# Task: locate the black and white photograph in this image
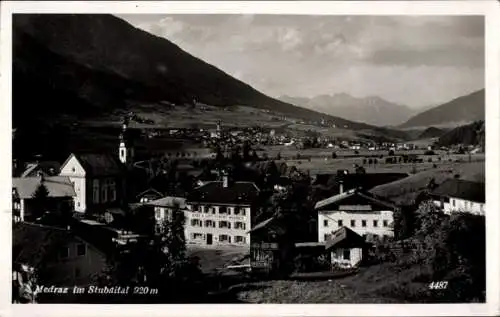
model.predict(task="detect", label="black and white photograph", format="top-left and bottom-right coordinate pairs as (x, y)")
top-left (2, 1), bottom-right (499, 314)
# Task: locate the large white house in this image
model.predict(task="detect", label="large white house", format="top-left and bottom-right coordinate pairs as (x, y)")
top-left (431, 178), bottom-right (485, 216)
top-left (315, 189), bottom-right (397, 243)
top-left (184, 175), bottom-right (259, 246)
top-left (59, 153), bottom-right (125, 214)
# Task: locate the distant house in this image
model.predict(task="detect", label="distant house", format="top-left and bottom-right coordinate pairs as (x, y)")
top-left (136, 188), bottom-right (164, 204)
top-left (12, 222), bottom-right (107, 298)
top-left (184, 173), bottom-right (260, 246)
top-left (431, 179), bottom-right (485, 215)
top-left (315, 189), bottom-right (397, 243)
top-left (145, 196), bottom-right (187, 229)
top-left (12, 175), bottom-right (75, 222)
top-left (20, 161), bottom-right (61, 178)
top-left (59, 153), bottom-right (126, 214)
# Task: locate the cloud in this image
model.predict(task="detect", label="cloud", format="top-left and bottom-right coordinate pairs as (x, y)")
top-left (117, 14), bottom-right (484, 107)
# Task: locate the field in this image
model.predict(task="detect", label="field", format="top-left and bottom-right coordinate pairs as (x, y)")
top-left (370, 161), bottom-right (484, 204)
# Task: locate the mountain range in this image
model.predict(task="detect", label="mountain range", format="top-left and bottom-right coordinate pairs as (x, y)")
top-left (279, 93), bottom-right (417, 127)
top-left (399, 89), bottom-right (485, 129)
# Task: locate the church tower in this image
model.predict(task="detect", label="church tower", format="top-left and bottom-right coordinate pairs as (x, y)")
top-left (118, 117), bottom-right (134, 165)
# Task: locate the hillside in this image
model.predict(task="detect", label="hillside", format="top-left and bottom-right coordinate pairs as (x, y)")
top-left (13, 14), bottom-right (377, 132)
top-left (436, 121), bottom-right (485, 148)
top-left (279, 93), bottom-right (415, 127)
top-left (400, 89), bottom-right (485, 128)
top-left (417, 127), bottom-right (447, 139)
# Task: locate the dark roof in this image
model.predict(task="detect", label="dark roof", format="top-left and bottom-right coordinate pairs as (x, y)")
top-left (13, 222), bottom-right (75, 267)
top-left (315, 189), bottom-right (397, 211)
top-left (187, 181), bottom-right (260, 205)
top-left (431, 178), bottom-right (485, 203)
top-left (73, 153), bottom-right (125, 176)
top-left (21, 161), bottom-right (61, 177)
top-left (248, 217), bottom-right (275, 233)
top-left (136, 188), bottom-right (164, 200)
top-left (13, 176), bottom-right (76, 199)
top-left (325, 226), bottom-right (367, 250)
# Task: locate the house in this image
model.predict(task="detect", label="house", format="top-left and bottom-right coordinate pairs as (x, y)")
top-left (59, 153), bottom-right (126, 214)
top-left (12, 175), bottom-right (76, 222)
top-left (20, 161), bottom-right (61, 178)
top-left (431, 178), bottom-right (485, 215)
top-left (184, 173), bottom-right (260, 246)
top-left (145, 196), bottom-right (187, 229)
top-left (248, 217), bottom-right (292, 276)
top-left (315, 189), bottom-right (397, 244)
top-left (325, 226), bottom-right (369, 268)
top-left (136, 188), bottom-right (164, 204)
top-left (12, 222), bottom-right (108, 301)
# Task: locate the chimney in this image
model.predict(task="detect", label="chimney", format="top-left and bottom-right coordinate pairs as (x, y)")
top-left (223, 174), bottom-right (229, 188)
top-left (339, 181), bottom-right (344, 194)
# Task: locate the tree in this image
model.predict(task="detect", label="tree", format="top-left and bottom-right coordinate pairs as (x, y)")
top-left (32, 182), bottom-right (49, 220)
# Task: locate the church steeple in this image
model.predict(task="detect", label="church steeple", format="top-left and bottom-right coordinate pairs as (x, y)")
top-left (119, 116), bottom-right (134, 165)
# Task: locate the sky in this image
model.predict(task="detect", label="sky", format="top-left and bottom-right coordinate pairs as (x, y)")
top-left (117, 14), bottom-right (484, 109)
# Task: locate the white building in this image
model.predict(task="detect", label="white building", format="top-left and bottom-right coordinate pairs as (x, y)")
top-left (315, 189), bottom-right (397, 243)
top-left (184, 176), bottom-right (260, 246)
top-left (431, 178), bottom-right (485, 216)
top-left (59, 153), bottom-right (125, 214)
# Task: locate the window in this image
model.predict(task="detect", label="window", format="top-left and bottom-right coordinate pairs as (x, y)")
top-left (77, 202), bottom-right (80, 207)
top-left (323, 219), bottom-right (329, 227)
top-left (233, 207), bottom-right (241, 215)
top-left (192, 205), bottom-right (200, 212)
top-left (235, 222), bottom-right (246, 230)
top-left (219, 221), bottom-right (231, 229)
top-left (324, 233), bottom-right (332, 241)
top-left (452, 199), bottom-right (455, 207)
top-left (219, 234), bottom-right (230, 242)
top-left (373, 220), bottom-right (378, 227)
top-left (219, 206), bottom-right (228, 214)
top-left (383, 220), bottom-right (389, 227)
top-left (93, 180), bottom-right (99, 204)
top-left (361, 220), bottom-right (367, 227)
top-left (192, 233), bottom-right (204, 240)
top-left (350, 220), bottom-right (355, 227)
top-left (72, 167), bottom-right (76, 173)
top-left (343, 249), bottom-right (351, 260)
top-left (60, 247), bottom-right (69, 259)
top-left (205, 220), bottom-right (215, 227)
top-left (77, 244), bottom-right (86, 256)
top-left (338, 220), bottom-right (343, 227)
top-left (191, 219), bottom-right (202, 227)
top-left (109, 180), bottom-right (116, 202)
top-left (235, 236), bottom-right (246, 243)
top-left (155, 208), bottom-right (163, 220)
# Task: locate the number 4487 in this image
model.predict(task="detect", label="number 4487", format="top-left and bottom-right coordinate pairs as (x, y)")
top-left (429, 281), bottom-right (448, 290)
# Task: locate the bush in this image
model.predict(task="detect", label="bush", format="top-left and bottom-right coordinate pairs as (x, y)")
top-left (424, 150), bottom-right (435, 155)
top-left (388, 150), bottom-right (395, 156)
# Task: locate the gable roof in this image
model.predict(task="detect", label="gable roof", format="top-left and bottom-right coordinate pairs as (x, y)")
top-left (21, 161), bottom-right (61, 177)
top-left (315, 189), bottom-right (397, 211)
top-left (146, 196), bottom-right (187, 209)
top-left (187, 181), bottom-right (260, 205)
top-left (13, 222), bottom-right (87, 268)
top-left (136, 188), bottom-right (164, 200)
top-left (325, 226), bottom-right (367, 250)
top-left (63, 153), bottom-right (124, 176)
top-left (13, 176), bottom-right (76, 199)
top-left (431, 178), bottom-right (485, 203)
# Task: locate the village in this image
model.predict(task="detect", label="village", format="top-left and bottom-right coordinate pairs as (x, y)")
top-left (11, 114), bottom-right (485, 303)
